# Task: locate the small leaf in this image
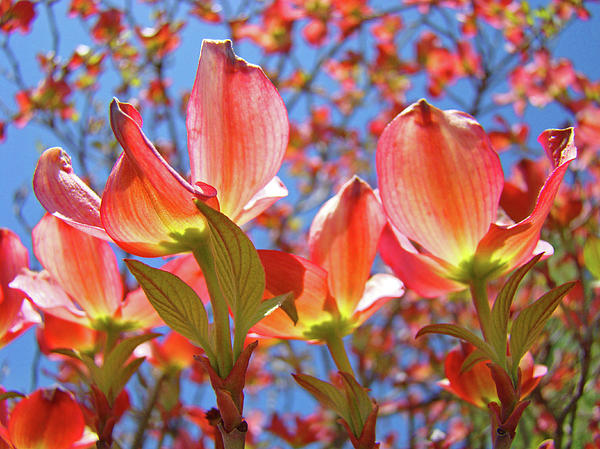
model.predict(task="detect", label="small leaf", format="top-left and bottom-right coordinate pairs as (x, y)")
top-left (194, 200), bottom-right (265, 355)
top-left (339, 372), bottom-right (374, 438)
top-left (416, 324), bottom-right (497, 363)
top-left (292, 373), bottom-right (351, 426)
top-left (103, 333), bottom-right (159, 383)
top-left (460, 348), bottom-right (489, 374)
top-left (510, 281), bottom-right (576, 364)
top-left (50, 348), bottom-right (83, 361)
top-left (583, 237), bottom-right (600, 280)
top-left (0, 391), bottom-right (25, 401)
top-left (244, 292), bottom-right (295, 334)
top-left (126, 259), bottom-right (213, 357)
top-left (489, 254), bottom-right (543, 360)
top-left (111, 357), bottom-right (146, 403)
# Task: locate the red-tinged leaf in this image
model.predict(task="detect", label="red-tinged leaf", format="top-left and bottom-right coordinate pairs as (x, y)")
top-left (193, 199), bottom-right (265, 356)
top-left (583, 236), bottom-right (600, 280)
top-left (214, 388), bottom-right (242, 433)
top-left (292, 374), bottom-right (352, 430)
top-left (488, 363), bottom-right (518, 409)
top-left (125, 260), bottom-right (213, 361)
top-left (416, 324), bottom-right (497, 363)
top-left (489, 254), bottom-right (543, 359)
top-left (509, 282), bottom-right (576, 366)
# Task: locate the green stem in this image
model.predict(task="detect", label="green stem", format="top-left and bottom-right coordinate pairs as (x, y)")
top-left (470, 278), bottom-right (493, 343)
top-left (193, 246), bottom-right (233, 378)
top-left (325, 333), bottom-right (355, 376)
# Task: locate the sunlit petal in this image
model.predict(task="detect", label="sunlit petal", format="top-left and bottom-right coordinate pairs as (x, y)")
top-left (186, 40), bottom-right (289, 222)
top-left (0, 229), bottom-right (29, 338)
top-left (32, 214), bottom-right (122, 320)
top-left (235, 176), bottom-right (288, 226)
top-left (379, 224), bottom-right (465, 297)
top-left (352, 273), bottom-right (404, 327)
top-left (476, 129), bottom-right (576, 273)
top-left (9, 389), bottom-right (85, 449)
top-left (377, 99), bottom-right (503, 265)
top-left (251, 250), bottom-right (329, 340)
top-left (104, 100), bottom-right (215, 256)
top-left (33, 147), bottom-right (109, 240)
top-left (309, 176), bottom-right (385, 317)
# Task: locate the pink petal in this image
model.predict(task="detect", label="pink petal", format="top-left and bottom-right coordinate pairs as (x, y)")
top-left (377, 99), bottom-right (504, 265)
top-left (33, 147), bottom-right (109, 240)
top-left (251, 250), bottom-right (330, 340)
top-left (0, 229), bottom-right (29, 339)
top-left (103, 100), bottom-right (215, 256)
top-left (32, 214), bottom-right (122, 320)
top-left (476, 129), bottom-right (576, 273)
top-left (379, 224), bottom-right (465, 297)
top-left (0, 300), bottom-right (40, 348)
top-left (235, 176), bottom-right (288, 226)
top-left (10, 270), bottom-right (88, 326)
top-left (119, 288), bottom-right (164, 329)
top-left (308, 176), bottom-right (386, 316)
top-left (352, 273), bottom-right (404, 327)
top-left (186, 40), bottom-right (289, 223)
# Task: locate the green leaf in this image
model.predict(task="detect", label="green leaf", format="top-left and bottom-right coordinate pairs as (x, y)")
top-left (111, 357), bottom-right (146, 402)
top-left (292, 373), bottom-right (352, 426)
top-left (583, 236), bottom-right (600, 280)
top-left (126, 259), bottom-right (213, 359)
top-left (489, 254), bottom-right (543, 362)
top-left (339, 372), bottom-right (373, 438)
top-left (416, 324), bottom-right (497, 363)
top-left (103, 333), bottom-right (159, 382)
top-left (460, 348), bottom-right (489, 374)
top-left (193, 200), bottom-right (265, 355)
top-left (509, 281), bottom-right (576, 365)
top-left (244, 292), bottom-right (295, 334)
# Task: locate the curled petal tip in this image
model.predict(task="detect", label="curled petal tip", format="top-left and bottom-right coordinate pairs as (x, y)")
top-left (416, 98), bottom-right (433, 125)
top-left (538, 128), bottom-right (576, 168)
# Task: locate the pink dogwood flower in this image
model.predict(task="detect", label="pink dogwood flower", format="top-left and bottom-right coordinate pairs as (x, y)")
top-left (377, 99), bottom-right (576, 297)
top-left (33, 39), bottom-right (289, 257)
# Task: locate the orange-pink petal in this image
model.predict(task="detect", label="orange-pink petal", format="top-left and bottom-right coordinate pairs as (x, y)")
top-left (475, 128), bottom-right (576, 273)
top-left (379, 223), bottom-right (465, 297)
top-left (103, 100), bottom-right (215, 256)
top-left (377, 99), bottom-right (503, 265)
top-left (33, 147), bottom-right (109, 241)
top-left (308, 176), bottom-right (385, 317)
top-left (352, 273), bottom-right (404, 327)
top-left (186, 40), bottom-right (289, 224)
top-left (251, 250), bottom-right (330, 340)
top-left (8, 389), bottom-right (85, 449)
top-left (10, 269), bottom-right (89, 325)
top-left (0, 229), bottom-right (29, 341)
top-left (234, 176), bottom-right (288, 226)
top-left (32, 214), bottom-right (122, 320)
